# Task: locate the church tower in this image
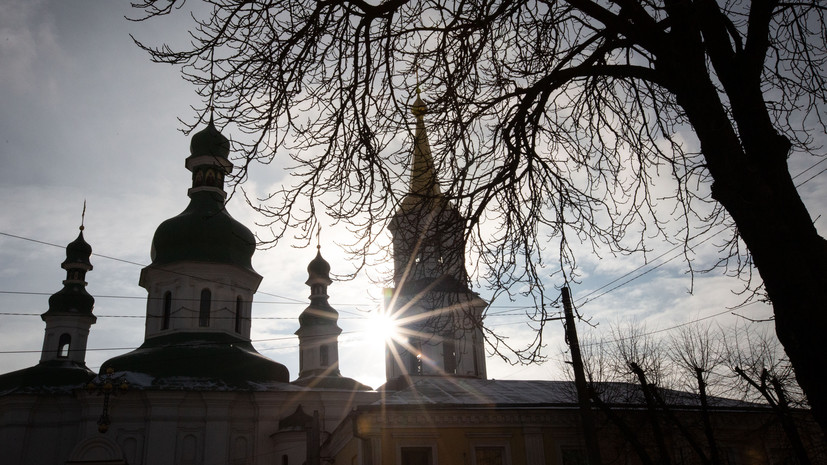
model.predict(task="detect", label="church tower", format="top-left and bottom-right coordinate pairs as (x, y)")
top-left (294, 245), bottom-right (371, 390)
top-left (39, 225), bottom-right (97, 368)
top-left (296, 246), bottom-right (342, 380)
top-left (0, 223), bottom-right (98, 393)
top-left (384, 93), bottom-right (487, 384)
top-left (101, 119), bottom-right (289, 385)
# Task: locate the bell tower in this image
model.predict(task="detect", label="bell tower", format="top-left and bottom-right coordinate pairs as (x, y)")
top-left (384, 92), bottom-right (487, 385)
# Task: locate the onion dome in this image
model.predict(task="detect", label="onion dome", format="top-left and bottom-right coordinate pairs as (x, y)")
top-left (189, 118), bottom-right (230, 159)
top-left (306, 246), bottom-right (332, 282)
top-left (298, 246), bottom-right (338, 327)
top-left (149, 192), bottom-right (257, 271)
top-left (62, 230), bottom-right (92, 270)
top-left (43, 229), bottom-right (95, 317)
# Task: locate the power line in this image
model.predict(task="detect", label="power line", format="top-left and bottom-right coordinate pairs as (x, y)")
top-left (792, 156), bottom-right (827, 180)
top-left (796, 167), bottom-right (827, 188)
top-left (0, 330), bottom-right (376, 355)
top-left (577, 300), bottom-right (767, 348)
top-left (0, 231), bottom-right (305, 304)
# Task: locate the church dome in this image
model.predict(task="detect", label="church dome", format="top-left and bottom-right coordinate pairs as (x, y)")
top-left (62, 231), bottom-right (92, 269)
top-left (307, 247), bottom-right (331, 277)
top-left (189, 119), bottom-right (230, 159)
top-left (149, 191), bottom-right (256, 271)
top-left (100, 332), bottom-right (290, 388)
top-left (46, 285), bottom-right (95, 316)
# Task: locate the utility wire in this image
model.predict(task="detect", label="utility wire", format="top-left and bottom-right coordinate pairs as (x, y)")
top-left (0, 231), bottom-right (304, 304)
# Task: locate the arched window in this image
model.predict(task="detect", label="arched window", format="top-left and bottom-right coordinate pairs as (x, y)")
top-left (235, 296), bottom-right (243, 333)
top-left (58, 333), bottom-right (71, 358)
top-left (162, 291), bottom-right (172, 330)
top-left (443, 339), bottom-right (456, 374)
top-left (320, 345), bottom-right (329, 366)
top-left (199, 288), bottom-right (211, 327)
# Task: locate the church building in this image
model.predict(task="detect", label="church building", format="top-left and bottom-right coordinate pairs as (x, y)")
top-left (0, 96), bottom-right (818, 465)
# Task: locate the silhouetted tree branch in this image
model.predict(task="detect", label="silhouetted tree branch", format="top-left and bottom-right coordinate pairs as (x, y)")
top-left (130, 0), bottom-right (827, 430)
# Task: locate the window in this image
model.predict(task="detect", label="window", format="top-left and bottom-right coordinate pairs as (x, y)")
top-left (162, 291), bottom-right (172, 330)
top-left (472, 334), bottom-right (480, 376)
top-left (58, 333), bottom-right (71, 358)
top-left (401, 447), bottom-right (433, 465)
top-left (409, 340), bottom-right (422, 375)
top-left (235, 296), bottom-right (243, 333)
top-left (443, 339), bottom-right (456, 374)
top-left (199, 288), bottom-right (211, 327)
top-left (320, 345), bottom-right (329, 366)
top-left (475, 446), bottom-right (506, 465)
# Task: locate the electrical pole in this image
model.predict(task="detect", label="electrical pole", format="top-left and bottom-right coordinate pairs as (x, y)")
top-left (561, 286), bottom-right (602, 465)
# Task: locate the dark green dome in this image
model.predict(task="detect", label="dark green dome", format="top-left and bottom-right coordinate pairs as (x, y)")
top-left (189, 119), bottom-right (230, 159)
top-left (62, 231), bottom-right (92, 269)
top-left (307, 248), bottom-right (331, 278)
top-left (100, 332), bottom-right (290, 389)
top-left (150, 191), bottom-right (256, 271)
top-left (45, 284), bottom-right (95, 316)
top-left (298, 304), bottom-right (339, 327)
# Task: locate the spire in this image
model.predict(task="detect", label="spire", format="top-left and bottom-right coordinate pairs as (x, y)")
top-left (408, 92), bottom-right (441, 202)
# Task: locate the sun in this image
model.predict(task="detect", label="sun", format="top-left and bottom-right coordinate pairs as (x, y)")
top-left (365, 309), bottom-right (400, 345)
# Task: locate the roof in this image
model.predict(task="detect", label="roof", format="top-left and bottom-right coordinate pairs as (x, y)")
top-left (292, 374), bottom-right (373, 391)
top-left (0, 361), bottom-right (95, 396)
top-left (373, 377), bottom-right (764, 410)
top-left (100, 331), bottom-right (291, 390)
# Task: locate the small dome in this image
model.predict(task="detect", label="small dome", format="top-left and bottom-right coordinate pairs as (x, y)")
top-left (189, 119), bottom-right (230, 159)
top-left (46, 285), bottom-right (95, 315)
top-left (62, 231), bottom-right (92, 270)
top-left (307, 247), bottom-right (331, 277)
top-left (297, 305), bottom-right (339, 328)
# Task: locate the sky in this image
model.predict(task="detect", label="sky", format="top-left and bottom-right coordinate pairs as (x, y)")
top-left (1, 0), bottom-right (825, 390)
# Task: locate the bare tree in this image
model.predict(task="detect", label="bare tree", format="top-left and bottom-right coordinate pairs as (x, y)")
top-left (572, 323), bottom-right (714, 464)
top-left (722, 324), bottom-right (816, 465)
top-left (575, 322), bottom-right (819, 464)
top-left (130, 0), bottom-right (827, 430)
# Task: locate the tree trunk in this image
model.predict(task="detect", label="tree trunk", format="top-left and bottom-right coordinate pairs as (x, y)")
top-left (630, 363), bottom-right (672, 465)
top-left (666, 55), bottom-right (827, 436)
top-left (695, 367), bottom-right (720, 465)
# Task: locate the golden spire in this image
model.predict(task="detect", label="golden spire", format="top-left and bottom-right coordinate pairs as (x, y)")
top-left (408, 90), bottom-right (440, 201)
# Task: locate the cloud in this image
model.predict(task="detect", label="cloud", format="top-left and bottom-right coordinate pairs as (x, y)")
top-left (0, 0), bottom-right (64, 96)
